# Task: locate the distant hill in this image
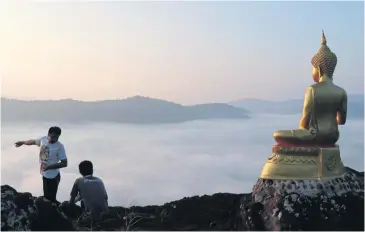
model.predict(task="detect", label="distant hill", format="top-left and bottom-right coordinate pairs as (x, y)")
top-left (230, 94), bottom-right (364, 119)
top-left (1, 96), bottom-right (250, 124)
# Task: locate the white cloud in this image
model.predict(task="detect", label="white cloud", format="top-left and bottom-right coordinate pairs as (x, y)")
top-left (1, 114), bottom-right (364, 206)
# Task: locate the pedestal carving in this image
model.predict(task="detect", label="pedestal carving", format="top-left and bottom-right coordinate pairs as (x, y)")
top-left (260, 145), bottom-right (345, 180)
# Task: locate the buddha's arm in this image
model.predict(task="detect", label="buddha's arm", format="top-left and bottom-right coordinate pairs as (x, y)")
top-left (337, 91), bottom-right (347, 125)
top-left (299, 87), bottom-right (314, 129)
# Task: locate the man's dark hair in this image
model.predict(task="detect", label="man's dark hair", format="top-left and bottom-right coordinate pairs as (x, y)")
top-left (79, 160), bottom-right (93, 176)
top-left (48, 126), bottom-right (62, 136)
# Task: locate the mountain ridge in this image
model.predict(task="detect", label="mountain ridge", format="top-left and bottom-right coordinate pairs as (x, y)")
top-left (2, 94), bottom-right (363, 123)
top-left (229, 94), bottom-right (364, 119)
top-left (1, 96), bottom-right (250, 124)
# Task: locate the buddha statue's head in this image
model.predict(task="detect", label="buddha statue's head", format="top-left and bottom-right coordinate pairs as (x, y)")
top-left (311, 30), bottom-right (337, 82)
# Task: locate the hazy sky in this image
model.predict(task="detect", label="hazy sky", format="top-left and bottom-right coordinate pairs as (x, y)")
top-left (2, 115), bottom-right (363, 206)
top-left (1, 1), bottom-right (364, 104)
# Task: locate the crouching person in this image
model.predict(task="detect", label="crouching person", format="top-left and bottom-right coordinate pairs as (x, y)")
top-left (69, 160), bottom-right (109, 220)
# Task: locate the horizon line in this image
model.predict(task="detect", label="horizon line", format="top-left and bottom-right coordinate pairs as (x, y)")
top-left (1, 93), bottom-right (365, 106)
top-left (2, 93), bottom-right (363, 105)
top-left (1, 95), bottom-right (305, 104)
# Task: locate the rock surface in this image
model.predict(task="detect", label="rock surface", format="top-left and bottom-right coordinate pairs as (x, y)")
top-left (1, 185), bottom-right (244, 231)
top-left (1, 167), bottom-right (363, 231)
top-left (239, 168), bottom-right (364, 231)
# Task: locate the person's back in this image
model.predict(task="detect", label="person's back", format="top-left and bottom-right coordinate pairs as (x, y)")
top-left (74, 175), bottom-right (108, 217)
top-left (310, 77), bottom-right (347, 141)
top-left (70, 160), bottom-right (108, 219)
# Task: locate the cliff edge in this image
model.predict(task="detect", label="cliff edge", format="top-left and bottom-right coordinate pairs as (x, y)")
top-left (1, 167), bottom-right (363, 231)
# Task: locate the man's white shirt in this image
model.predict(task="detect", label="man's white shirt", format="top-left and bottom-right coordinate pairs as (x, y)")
top-left (35, 136), bottom-right (67, 179)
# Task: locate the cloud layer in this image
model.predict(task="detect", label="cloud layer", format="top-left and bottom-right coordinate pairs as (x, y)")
top-left (1, 114), bottom-right (363, 206)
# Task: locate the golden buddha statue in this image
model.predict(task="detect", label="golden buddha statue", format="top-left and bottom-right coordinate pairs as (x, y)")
top-left (260, 31), bottom-right (347, 180)
top-left (274, 30), bottom-right (347, 146)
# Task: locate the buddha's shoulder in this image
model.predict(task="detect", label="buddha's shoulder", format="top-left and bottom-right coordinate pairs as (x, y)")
top-left (310, 82), bottom-right (344, 90)
top-left (307, 83), bottom-right (319, 90)
top-left (329, 82), bottom-right (347, 95)
top-left (309, 82), bottom-right (347, 95)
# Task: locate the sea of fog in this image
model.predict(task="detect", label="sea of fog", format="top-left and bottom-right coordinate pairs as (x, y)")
top-left (1, 114), bottom-right (364, 206)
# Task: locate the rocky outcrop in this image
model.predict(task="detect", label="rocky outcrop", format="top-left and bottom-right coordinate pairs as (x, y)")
top-left (1, 167), bottom-right (363, 231)
top-left (1, 185), bottom-right (74, 231)
top-left (239, 168), bottom-right (364, 231)
top-left (1, 185), bottom-right (37, 231)
top-left (1, 185), bottom-right (244, 231)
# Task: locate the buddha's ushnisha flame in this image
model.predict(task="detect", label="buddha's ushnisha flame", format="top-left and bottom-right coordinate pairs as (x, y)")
top-left (321, 29), bottom-right (327, 46)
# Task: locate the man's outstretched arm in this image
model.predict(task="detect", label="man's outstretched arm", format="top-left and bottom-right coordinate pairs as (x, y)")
top-left (15, 139), bottom-right (40, 147)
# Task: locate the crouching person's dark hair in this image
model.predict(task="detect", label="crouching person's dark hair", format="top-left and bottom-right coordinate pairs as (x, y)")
top-left (79, 160), bottom-right (93, 176)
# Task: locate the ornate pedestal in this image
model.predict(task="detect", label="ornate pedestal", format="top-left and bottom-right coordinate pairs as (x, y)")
top-left (260, 145), bottom-right (345, 180)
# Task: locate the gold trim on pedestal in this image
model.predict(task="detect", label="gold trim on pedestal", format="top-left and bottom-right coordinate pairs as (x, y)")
top-left (260, 145), bottom-right (345, 180)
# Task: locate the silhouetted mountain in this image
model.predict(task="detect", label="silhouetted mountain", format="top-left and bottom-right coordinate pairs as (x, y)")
top-left (1, 96), bottom-right (249, 124)
top-left (230, 94), bottom-right (364, 119)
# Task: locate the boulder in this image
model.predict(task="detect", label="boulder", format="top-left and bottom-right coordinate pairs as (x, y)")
top-left (239, 168), bottom-right (364, 231)
top-left (1, 185), bottom-right (74, 231)
top-left (1, 185), bottom-right (37, 231)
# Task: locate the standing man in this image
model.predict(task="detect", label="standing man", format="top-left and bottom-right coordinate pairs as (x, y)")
top-left (15, 126), bottom-right (68, 203)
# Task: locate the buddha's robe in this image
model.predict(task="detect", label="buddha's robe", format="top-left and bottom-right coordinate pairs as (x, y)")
top-left (274, 75), bottom-right (347, 145)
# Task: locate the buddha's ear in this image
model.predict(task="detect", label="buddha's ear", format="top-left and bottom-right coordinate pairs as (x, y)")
top-left (317, 65), bottom-right (321, 77)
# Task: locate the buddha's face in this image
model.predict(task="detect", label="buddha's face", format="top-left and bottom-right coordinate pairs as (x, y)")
top-left (312, 66), bottom-right (320, 82)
